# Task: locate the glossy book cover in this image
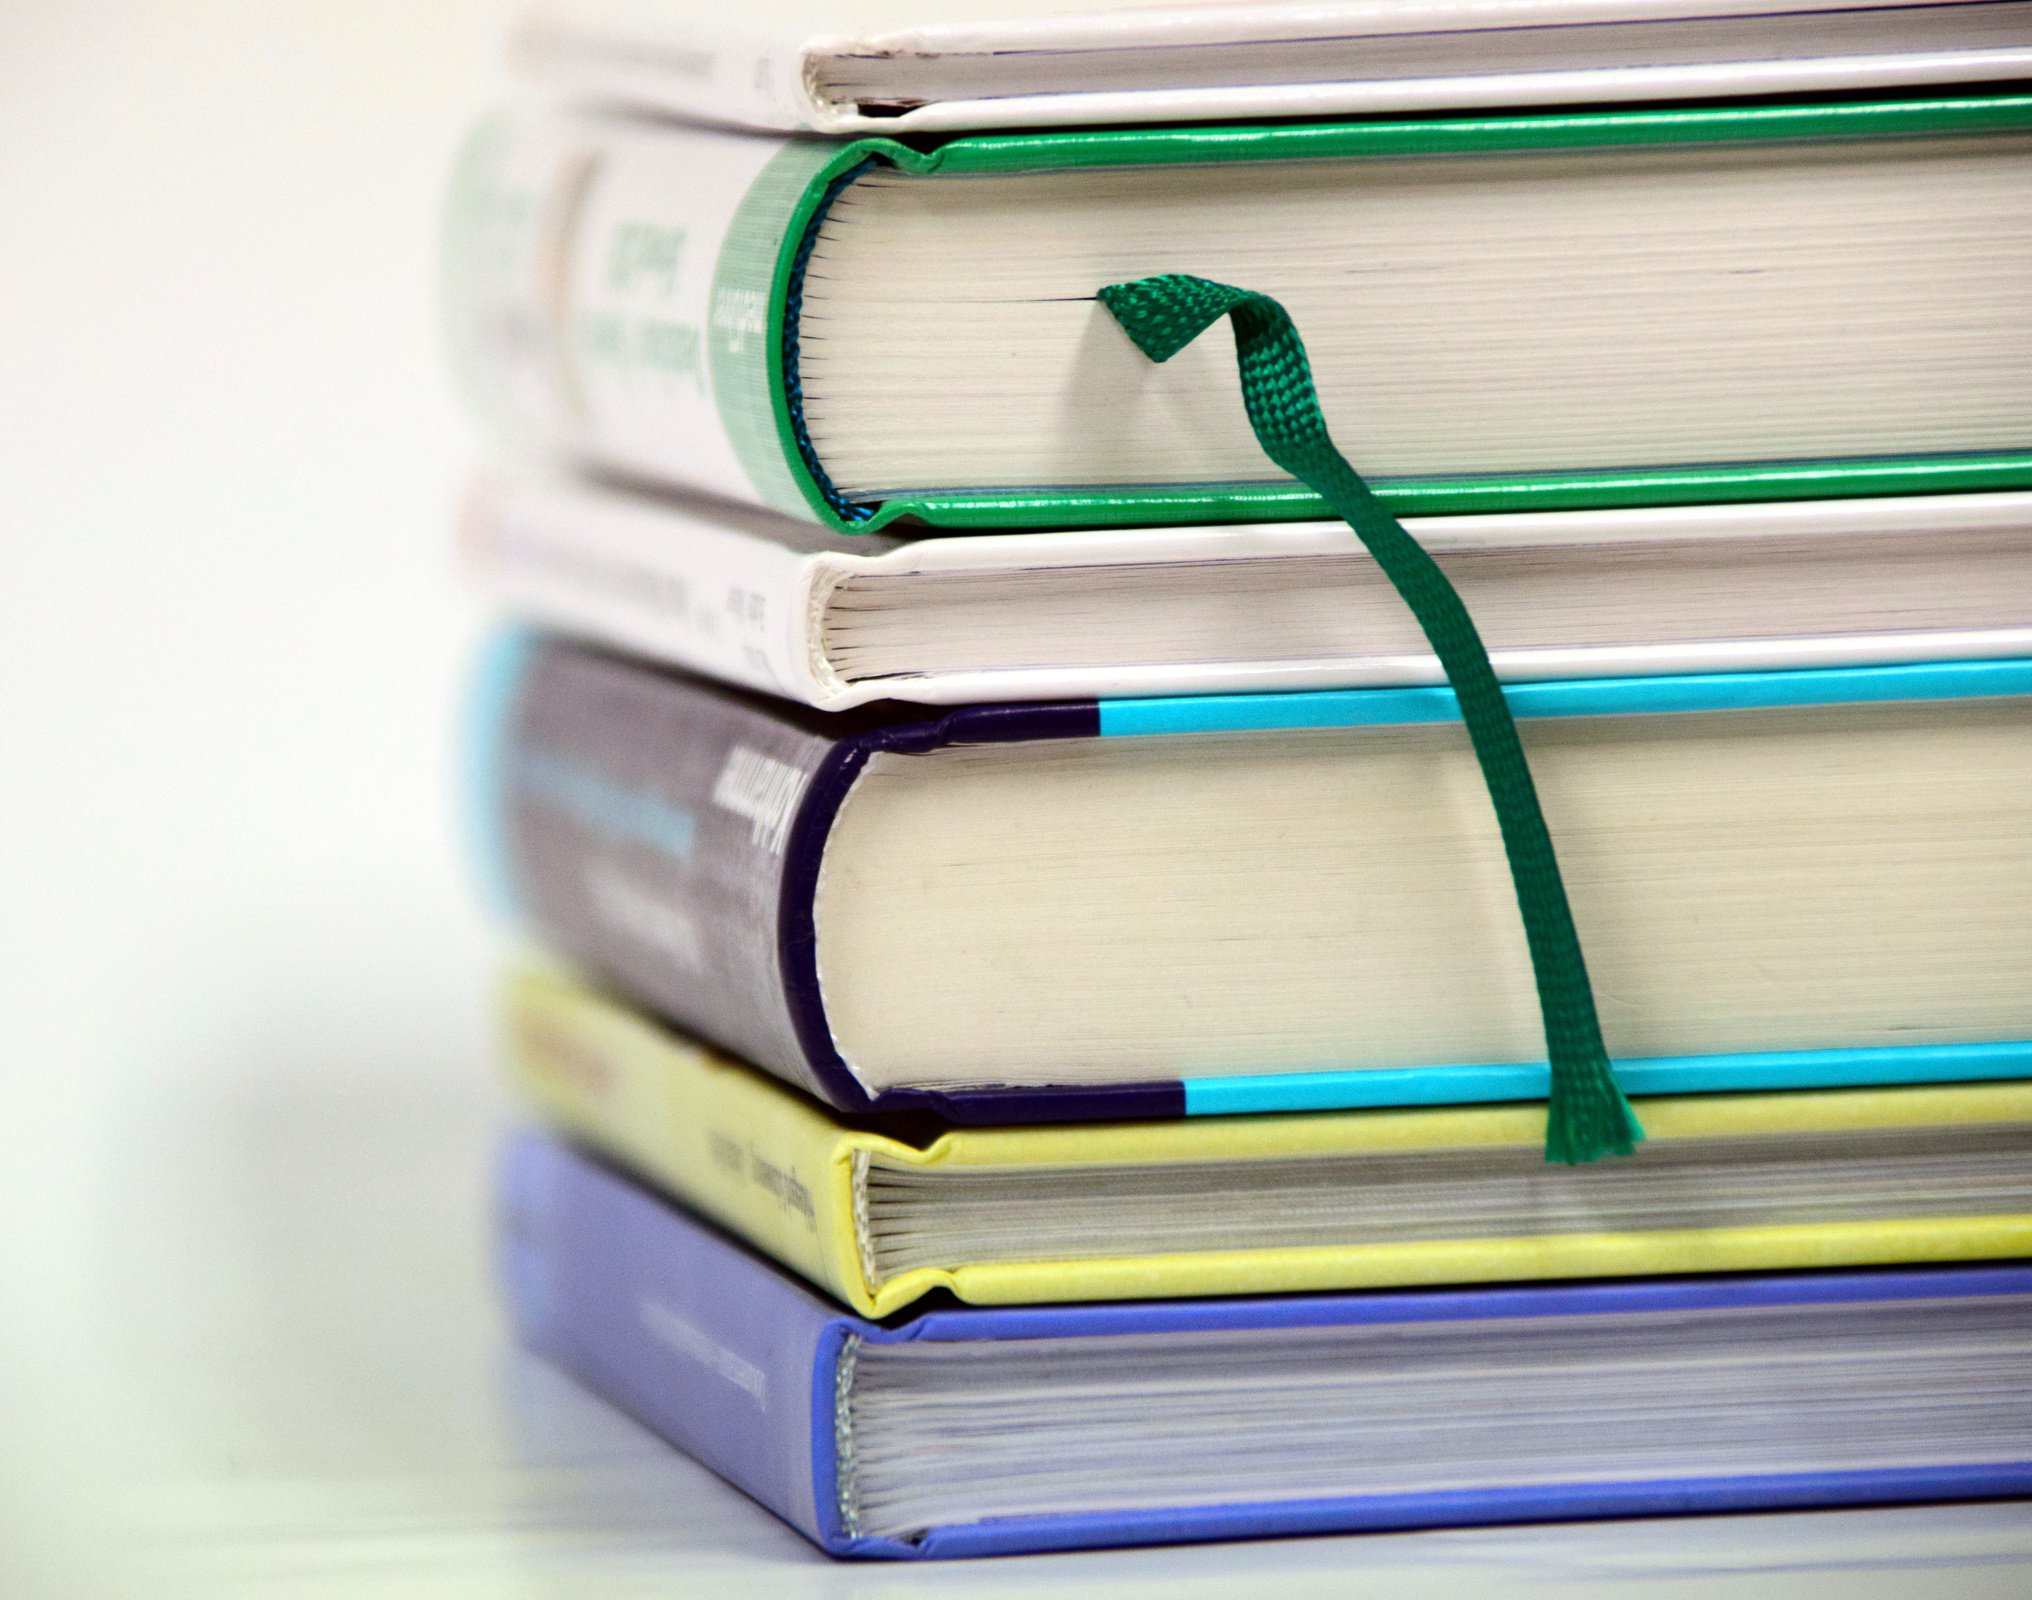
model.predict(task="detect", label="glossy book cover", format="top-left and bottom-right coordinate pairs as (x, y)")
top-left (442, 93), bottom-right (2032, 532)
top-left (506, 964), bottom-right (2032, 1316)
top-left (501, 1132), bottom-right (2032, 1559)
top-left (471, 635), bottom-right (2032, 1124)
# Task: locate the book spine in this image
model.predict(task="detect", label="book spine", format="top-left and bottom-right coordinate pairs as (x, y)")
top-left (462, 474), bottom-right (842, 707)
top-left (440, 110), bottom-right (837, 516)
top-left (478, 636), bottom-right (850, 1104)
top-left (504, 966), bottom-right (879, 1313)
top-left (498, 1131), bottom-right (848, 1550)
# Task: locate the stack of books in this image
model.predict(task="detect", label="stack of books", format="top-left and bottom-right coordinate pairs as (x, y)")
top-left (446, 0), bottom-right (2032, 1560)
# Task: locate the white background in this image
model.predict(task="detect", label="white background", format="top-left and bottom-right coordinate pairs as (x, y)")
top-left (0, 4), bottom-right (2027, 1595)
top-left (0, 3), bottom-right (509, 1591)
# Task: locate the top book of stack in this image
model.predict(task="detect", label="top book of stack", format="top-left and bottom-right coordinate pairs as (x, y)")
top-left (512, 0), bottom-right (2032, 134)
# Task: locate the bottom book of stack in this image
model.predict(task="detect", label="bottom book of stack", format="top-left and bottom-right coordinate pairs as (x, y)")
top-left (501, 1131), bottom-right (2032, 1560)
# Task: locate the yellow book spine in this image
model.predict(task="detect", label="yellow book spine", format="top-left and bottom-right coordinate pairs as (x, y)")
top-left (503, 968), bottom-right (887, 1315)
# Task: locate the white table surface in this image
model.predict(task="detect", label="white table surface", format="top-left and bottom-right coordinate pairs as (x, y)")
top-left (8, 1042), bottom-right (2032, 1599)
top-left (1, 4), bottom-right (2026, 1594)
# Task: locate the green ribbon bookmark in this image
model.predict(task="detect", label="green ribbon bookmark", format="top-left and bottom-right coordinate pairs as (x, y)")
top-left (1098, 274), bottom-right (1643, 1164)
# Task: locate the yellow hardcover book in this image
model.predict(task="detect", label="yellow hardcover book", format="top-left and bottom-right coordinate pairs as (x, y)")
top-left (506, 966), bottom-right (2032, 1317)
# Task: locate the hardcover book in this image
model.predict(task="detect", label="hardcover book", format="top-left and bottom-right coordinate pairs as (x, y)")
top-left (506, 964), bottom-right (2032, 1316)
top-left (511, 0), bottom-right (2032, 134)
top-left (470, 634), bottom-right (2032, 1122)
top-left (501, 1130), bottom-right (2032, 1559)
top-left (442, 94), bottom-right (2032, 532)
top-left (467, 472), bottom-right (2032, 709)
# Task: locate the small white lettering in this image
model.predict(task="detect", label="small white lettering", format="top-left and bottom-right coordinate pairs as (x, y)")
top-left (711, 745), bottom-right (803, 857)
top-left (584, 863), bottom-right (707, 974)
top-left (638, 1297), bottom-right (769, 1406)
top-left (711, 286), bottom-right (767, 355)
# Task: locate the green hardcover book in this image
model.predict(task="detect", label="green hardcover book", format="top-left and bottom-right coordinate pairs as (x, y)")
top-left (443, 93), bottom-right (2032, 533)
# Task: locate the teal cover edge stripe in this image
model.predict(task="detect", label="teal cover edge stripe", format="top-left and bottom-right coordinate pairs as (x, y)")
top-left (1098, 657), bottom-right (2032, 738)
top-left (849, 451), bottom-right (2032, 532)
top-left (709, 139), bottom-right (852, 521)
top-left (462, 626), bottom-right (535, 921)
top-left (915, 93), bottom-right (2032, 176)
top-left (1184, 1040), bottom-right (2032, 1115)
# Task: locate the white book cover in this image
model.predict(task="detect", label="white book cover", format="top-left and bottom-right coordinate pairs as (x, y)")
top-left (511, 0), bottom-right (2032, 134)
top-left (463, 471), bottom-right (2032, 708)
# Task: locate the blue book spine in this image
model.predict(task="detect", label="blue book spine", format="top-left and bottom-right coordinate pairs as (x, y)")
top-left (498, 1132), bottom-right (858, 1552)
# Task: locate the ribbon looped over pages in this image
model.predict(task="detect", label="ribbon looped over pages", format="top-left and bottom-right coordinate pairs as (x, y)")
top-left (1097, 274), bottom-right (1643, 1164)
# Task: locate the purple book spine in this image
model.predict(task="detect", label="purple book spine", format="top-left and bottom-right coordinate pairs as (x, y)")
top-left (475, 636), bottom-right (1169, 1124)
top-left (498, 1132), bottom-right (851, 1549)
top-left (485, 638), bottom-right (847, 1101)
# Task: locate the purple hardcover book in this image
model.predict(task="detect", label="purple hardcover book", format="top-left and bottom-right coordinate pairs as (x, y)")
top-left (500, 1132), bottom-right (2032, 1560)
top-left (469, 633), bottom-right (2032, 1126)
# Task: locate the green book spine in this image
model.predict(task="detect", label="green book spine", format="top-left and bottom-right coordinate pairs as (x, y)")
top-left (441, 113), bottom-right (856, 520)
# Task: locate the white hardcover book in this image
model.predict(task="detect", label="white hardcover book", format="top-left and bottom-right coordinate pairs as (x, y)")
top-left (464, 472), bottom-right (2032, 708)
top-left (442, 101), bottom-right (2032, 533)
top-left (511, 0), bottom-right (2032, 134)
